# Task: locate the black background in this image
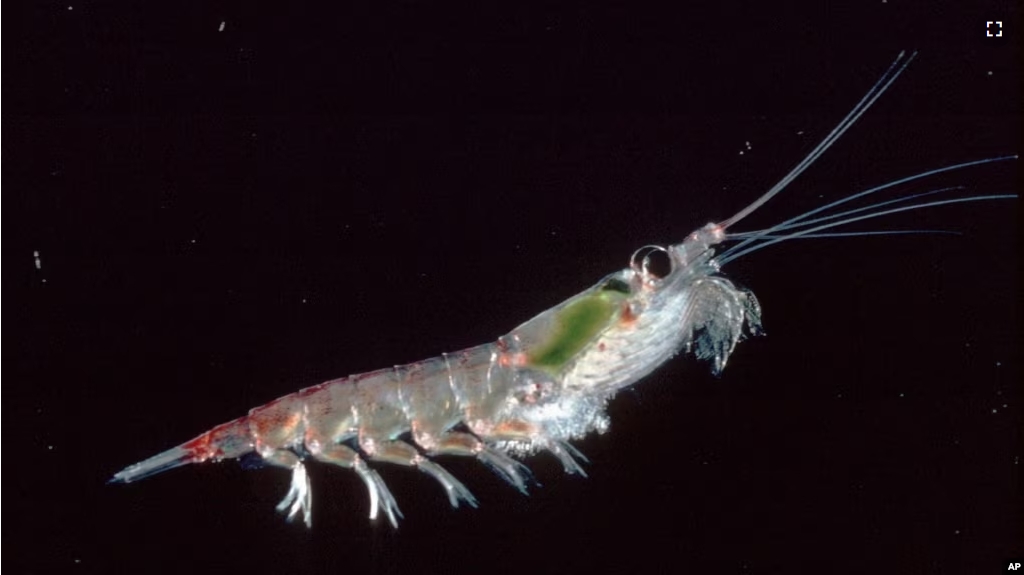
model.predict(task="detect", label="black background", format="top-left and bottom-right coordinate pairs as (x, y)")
top-left (7, 1), bottom-right (1020, 573)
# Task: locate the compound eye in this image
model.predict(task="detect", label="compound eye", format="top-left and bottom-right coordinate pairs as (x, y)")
top-left (629, 245), bottom-right (672, 279)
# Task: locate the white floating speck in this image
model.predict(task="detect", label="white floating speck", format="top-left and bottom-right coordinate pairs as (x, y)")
top-left (219, 21), bottom-right (226, 32)
top-left (34, 250), bottom-right (42, 269)
top-left (67, 5), bottom-right (73, 10)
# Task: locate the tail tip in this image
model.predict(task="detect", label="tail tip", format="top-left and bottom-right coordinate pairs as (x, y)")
top-left (108, 446), bottom-right (195, 484)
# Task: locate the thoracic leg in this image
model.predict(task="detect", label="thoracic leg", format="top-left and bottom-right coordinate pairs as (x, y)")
top-left (260, 449), bottom-right (313, 527)
top-left (419, 431), bottom-right (534, 493)
top-left (362, 439), bottom-right (478, 508)
top-left (310, 443), bottom-right (402, 528)
top-left (485, 420), bottom-right (589, 477)
top-left (545, 440), bottom-right (589, 477)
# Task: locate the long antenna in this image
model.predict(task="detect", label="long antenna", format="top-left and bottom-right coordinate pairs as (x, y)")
top-left (716, 51), bottom-right (917, 231)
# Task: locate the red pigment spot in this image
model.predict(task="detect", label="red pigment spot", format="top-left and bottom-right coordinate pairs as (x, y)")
top-left (499, 353), bottom-right (528, 367)
top-left (248, 400), bottom-right (297, 437)
top-left (598, 342), bottom-right (606, 352)
top-left (495, 420), bottom-right (535, 436)
top-left (183, 432), bottom-right (214, 460)
top-left (182, 433), bottom-right (209, 452)
top-left (620, 302), bottom-right (637, 325)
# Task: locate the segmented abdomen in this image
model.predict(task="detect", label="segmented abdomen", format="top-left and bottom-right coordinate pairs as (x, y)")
top-left (249, 342), bottom-right (506, 455)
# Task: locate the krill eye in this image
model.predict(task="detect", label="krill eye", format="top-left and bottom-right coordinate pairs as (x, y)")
top-left (643, 249), bottom-right (672, 279)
